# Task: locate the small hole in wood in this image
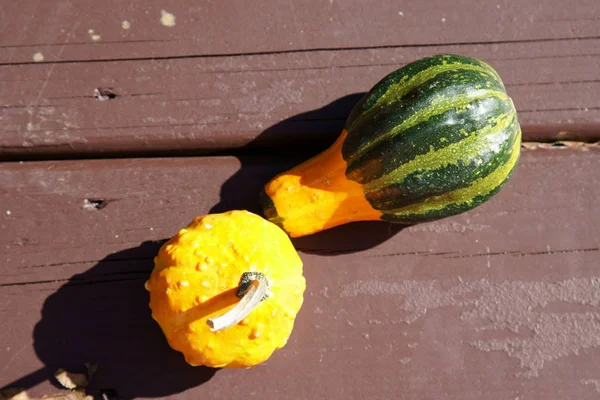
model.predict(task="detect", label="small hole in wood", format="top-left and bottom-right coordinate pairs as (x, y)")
top-left (551, 142), bottom-right (566, 147)
top-left (83, 198), bottom-right (107, 210)
top-left (94, 87), bottom-right (117, 101)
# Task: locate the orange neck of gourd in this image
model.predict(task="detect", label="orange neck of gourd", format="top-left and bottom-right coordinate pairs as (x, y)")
top-left (263, 130), bottom-right (382, 237)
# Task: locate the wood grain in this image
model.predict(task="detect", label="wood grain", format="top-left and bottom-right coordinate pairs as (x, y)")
top-left (1, 147), bottom-right (599, 399)
top-left (2, 41), bottom-right (600, 158)
top-left (1, 0), bottom-right (599, 64)
top-left (1, 0), bottom-right (600, 158)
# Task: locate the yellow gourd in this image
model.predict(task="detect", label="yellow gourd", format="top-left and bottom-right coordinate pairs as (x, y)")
top-left (146, 210), bottom-right (306, 368)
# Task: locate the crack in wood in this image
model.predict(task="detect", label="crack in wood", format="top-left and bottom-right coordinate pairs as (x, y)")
top-left (2, 35), bottom-right (600, 67)
top-left (446, 247), bottom-right (599, 259)
top-left (0, 38), bottom-right (175, 49)
top-left (520, 107), bottom-right (600, 113)
top-left (522, 141), bottom-right (600, 149)
top-left (0, 275), bottom-right (145, 288)
top-left (2, 139), bottom-right (598, 163)
top-left (369, 250), bottom-right (459, 258)
top-left (3, 248), bottom-right (598, 287)
top-left (16, 255), bottom-right (156, 270)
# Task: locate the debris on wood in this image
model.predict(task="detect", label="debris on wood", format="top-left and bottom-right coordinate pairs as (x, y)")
top-left (2, 364), bottom-right (97, 400)
top-left (1, 387), bottom-right (94, 400)
top-left (0, 388), bottom-right (30, 400)
top-left (82, 199), bottom-right (107, 210)
top-left (53, 369), bottom-right (88, 390)
top-left (93, 88), bottom-right (116, 101)
top-left (40, 391), bottom-right (92, 400)
top-left (521, 140), bottom-right (599, 150)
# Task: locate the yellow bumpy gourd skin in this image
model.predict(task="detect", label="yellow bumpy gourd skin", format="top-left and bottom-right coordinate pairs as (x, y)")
top-left (147, 210), bottom-right (305, 368)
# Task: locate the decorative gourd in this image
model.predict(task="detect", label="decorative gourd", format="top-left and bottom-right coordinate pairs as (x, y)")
top-left (261, 54), bottom-right (521, 237)
top-left (146, 210), bottom-right (305, 368)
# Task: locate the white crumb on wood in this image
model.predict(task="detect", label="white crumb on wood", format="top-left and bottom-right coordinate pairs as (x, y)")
top-left (88, 29), bottom-right (101, 41)
top-left (160, 10), bottom-right (176, 27)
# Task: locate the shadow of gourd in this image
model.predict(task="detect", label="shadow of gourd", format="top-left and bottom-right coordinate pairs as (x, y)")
top-left (6, 241), bottom-right (216, 399)
top-left (4, 95), bottom-right (407, 400)
top-left (210, 93), bottom-right (406, 255)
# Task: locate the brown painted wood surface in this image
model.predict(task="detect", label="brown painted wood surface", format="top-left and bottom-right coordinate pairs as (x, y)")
top-left (2, 0), bottom-right (599, 63)
top-left (1, 147), bottom-right (600, 399)
top-left (2, 0), bottom-right (600, 158)
top-left (2, 1), bottom-right (600, 399)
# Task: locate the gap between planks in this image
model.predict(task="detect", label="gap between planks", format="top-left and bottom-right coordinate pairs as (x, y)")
top-left (0, 140), bottom-right (598, 163)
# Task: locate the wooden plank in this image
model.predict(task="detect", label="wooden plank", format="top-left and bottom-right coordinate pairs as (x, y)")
top-left (1, 0), bottom-right (599, 64)
top-left (2, 39), bottom-right (600, 158)
top-left (1, 147), bottom-right (600, 399)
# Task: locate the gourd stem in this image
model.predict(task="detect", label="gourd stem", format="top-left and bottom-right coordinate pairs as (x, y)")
top-left (206, 279), bottom-right (267, 332)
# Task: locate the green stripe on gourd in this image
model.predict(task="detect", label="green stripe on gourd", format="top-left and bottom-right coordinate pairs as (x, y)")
top-left (349, 54), bottom-right (503, 125)
top-left (364, 112), bottom-right (516, 192)
top-left (367, 116), bottom-right (519, 211)
top-left (343, 69), bottom-right (509, 165)
top-left (341, 54), bottom-right (521, 223)
top-left (346, 95), bottom-right (514, 184)
top-left (368, 62), bottom-right (501, 111)
top-left (381, 132), bottom-right (521, 223)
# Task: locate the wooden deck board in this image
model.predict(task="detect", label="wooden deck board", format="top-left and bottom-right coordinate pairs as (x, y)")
top-left (2, 1), bottom-right (600, 399)
top-left (2, 0), bottom-right (600, 64)
top-left (1, 147), bottom-right (600, 399)
top-left (2, 1), bottom-right (600, 158)
top-left (2, 44), bottom-right (600, 158)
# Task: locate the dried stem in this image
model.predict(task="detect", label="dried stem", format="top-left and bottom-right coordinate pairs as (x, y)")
top-left (206, 278), bottom-right (268, 332)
